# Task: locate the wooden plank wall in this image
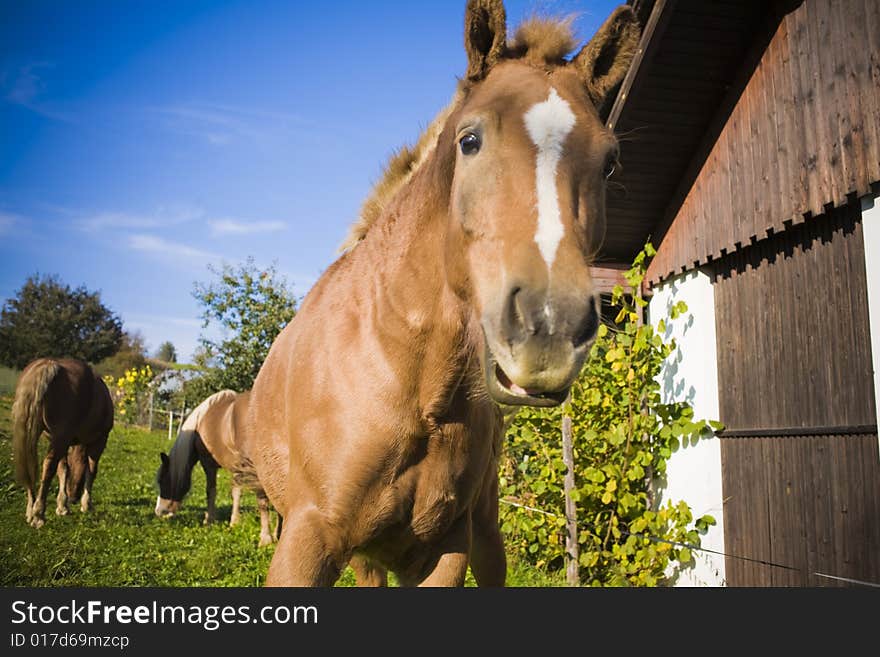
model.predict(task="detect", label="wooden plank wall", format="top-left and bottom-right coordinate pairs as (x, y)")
top-left (646, 0), bottom-right (880, 285)
top-left (713, 204), bottom-right (880, 586)
top-left (604, 0), bottom-right (766, 264)
top-left (712, 202), bottom-right (875, 430)
top-left (721, 433), bottom-right (880, 587)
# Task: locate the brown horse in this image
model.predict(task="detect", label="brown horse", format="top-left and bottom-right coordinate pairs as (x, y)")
top-left (246, 0), bottom-right (639, 586)
top-left (13, 357), bottom-right (114, 528)
top-left (155, 389), bottom-right (278, 547)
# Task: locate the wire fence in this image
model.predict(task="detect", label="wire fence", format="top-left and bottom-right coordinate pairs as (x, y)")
top-left (498, 497), bottom-right (880, 588)
top-left (112, 390), bottom-right (189, 439)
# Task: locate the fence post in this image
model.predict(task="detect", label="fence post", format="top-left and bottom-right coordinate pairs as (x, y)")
top-left (562, 405), bottom-right (579, 586)
top-left (168, 410), bottom-right (174, 441)
top-left (148, 392), bottom-right (154, 431)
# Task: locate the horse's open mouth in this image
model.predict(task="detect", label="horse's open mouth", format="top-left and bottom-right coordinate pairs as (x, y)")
top-left (483, 345), bottom-right (569, 407)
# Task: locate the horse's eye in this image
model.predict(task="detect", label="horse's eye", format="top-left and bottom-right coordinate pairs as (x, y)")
top-left (603, 159), bottom-right (617, 179)
top-left (459, 133), bottom-right (481, 156)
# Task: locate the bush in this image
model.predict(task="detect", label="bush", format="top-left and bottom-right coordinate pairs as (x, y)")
top-left (106, 365), bottom-right (154, 425)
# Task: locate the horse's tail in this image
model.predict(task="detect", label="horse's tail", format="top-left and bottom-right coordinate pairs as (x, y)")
top-left (12, 360), bottom-right (61, 489)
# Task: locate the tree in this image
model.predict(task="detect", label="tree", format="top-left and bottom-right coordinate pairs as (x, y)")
top-left (0, 273), bottom-right (123, 369)
top-left (191, 258), bottom-right (297, 395)
top-left (155, 341), bottom-right (177, 363)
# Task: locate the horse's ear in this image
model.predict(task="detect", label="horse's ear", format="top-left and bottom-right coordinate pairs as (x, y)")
top-left (570, 6), bottom-right (640, 115)
top-left (160, 452), bottom-right (169, 465)
top-left (465, 0), bottom-right (507, 82)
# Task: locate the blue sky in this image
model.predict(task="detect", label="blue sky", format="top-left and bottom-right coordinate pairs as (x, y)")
top-left (0, 0), bottom-right (620, 361)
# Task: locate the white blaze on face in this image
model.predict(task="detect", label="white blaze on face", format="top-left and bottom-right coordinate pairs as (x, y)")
top-left (523, 88), bottom-right (577, 269)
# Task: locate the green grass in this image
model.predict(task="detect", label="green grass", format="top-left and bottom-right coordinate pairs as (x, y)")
top-left (0, 394), bottom-right (563, 587)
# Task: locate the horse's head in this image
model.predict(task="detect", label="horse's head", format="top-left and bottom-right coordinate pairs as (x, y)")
top-left (154, 452), bottom-right (181, 517)
top-left (442, 0), bottom-right (639, 407)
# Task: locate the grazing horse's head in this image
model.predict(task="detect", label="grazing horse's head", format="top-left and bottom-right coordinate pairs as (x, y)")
top-left (442, 0), bottom-right (639, 407)
top-left (155, 452), bottom-right (182, 517)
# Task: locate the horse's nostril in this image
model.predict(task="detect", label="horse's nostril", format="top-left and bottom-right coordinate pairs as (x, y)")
top-left (573, 297), bottom-right (599, 348)
top-left (502, 286), bottom-right (527, 343)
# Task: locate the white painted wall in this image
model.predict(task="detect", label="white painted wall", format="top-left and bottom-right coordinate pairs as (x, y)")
top-left (860, 192), bottom-right (880, 455)
top-left (648, 268), bottom-right (726, 586)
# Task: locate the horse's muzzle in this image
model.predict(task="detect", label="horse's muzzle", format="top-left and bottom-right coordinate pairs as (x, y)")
top-left (481, 286), bottom-right (597, 406)
top-left (154, 497), bottom-right (179, 518)
top-left (482, 342), bottom-right (572, 407)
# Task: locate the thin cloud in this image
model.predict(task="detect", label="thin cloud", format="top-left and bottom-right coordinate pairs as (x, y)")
top-left (2, 62), bottom-right (74, 123)
top-left (79, 206), bottom-right (203, 232)
top-left (0, 211), bottom-right (19, 236)
top-left (129, 233), bottom-right (220, 262)
top-left (0, 210), bottom-right (44, 242)
top-left (150, 101), bottom-right (313, 146)
top-left (5, 63), bottom-right (47, 105)
top-left (124, 313), bottom-right (201, 329)
top-left (209, 218), bottom-right (287, 236)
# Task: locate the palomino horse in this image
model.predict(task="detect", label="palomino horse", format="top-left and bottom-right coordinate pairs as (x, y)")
top-left (155, 389), bottom-right (278, 546)
top-left (13, 357), bottom-right (114, 528)
top-left (247, 0), bottom-right (639, 585)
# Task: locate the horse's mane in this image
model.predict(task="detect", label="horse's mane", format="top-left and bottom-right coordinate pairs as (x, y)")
top-left (338, 15), bottom-right (579, 253)
top-left (181, 389), bottom-right (236, 432)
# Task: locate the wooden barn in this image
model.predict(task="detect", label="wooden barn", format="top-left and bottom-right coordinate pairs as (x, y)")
top-left (599, 0), bottom-right (880, 586)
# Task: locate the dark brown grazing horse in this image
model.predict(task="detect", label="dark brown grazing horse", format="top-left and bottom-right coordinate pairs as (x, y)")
top-left (13, 357), bottom-right (114, 528)
top-left (246, 0), bottom-right (639, 585)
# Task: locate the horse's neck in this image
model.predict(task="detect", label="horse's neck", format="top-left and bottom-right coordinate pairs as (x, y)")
top-left (353, 179), bottom-right (477, 417)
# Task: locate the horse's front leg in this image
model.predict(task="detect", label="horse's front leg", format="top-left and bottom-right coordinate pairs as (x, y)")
top-left (80, 432), bottom-right (108, 513)
top-left (55, 456), bottom-right (70, 516)
top-left (203, 462), bottom-right (218, 525)
top-left (229, 485), bottom-right (242, 527)
top-left (25, 488), bottom-right (35, 524)
top-left (31, 447), bottom-right (65, 528)
top-left (416, 514), bottom-right (472, 587)
top-left (265, 507), bottom-right (345, 586)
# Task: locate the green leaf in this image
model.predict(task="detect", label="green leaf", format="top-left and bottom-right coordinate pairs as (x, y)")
top-left (585, 467), bottom-right (605, 483)
top-left (695, 514), bottom-right (717, 532)
top-left (608, 425), bottom-right (627, 446)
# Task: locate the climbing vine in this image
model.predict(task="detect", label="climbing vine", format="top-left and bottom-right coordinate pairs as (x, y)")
top-left (499, 243), bottom-right (721, 586)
